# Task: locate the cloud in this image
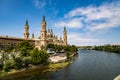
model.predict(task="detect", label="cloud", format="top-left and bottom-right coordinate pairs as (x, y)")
top-left (52, 1), bottom-right (120, 46)
top-left (68, 33), bottom-right (101, 46)
top-left (33, 0), bottom-right (46, 8)
top-left (54, 1), bottom-right (120, 32)
top-left (54, 17), bottom-right (83, 28)
top-left (64, 6), bottom-right (96, 18)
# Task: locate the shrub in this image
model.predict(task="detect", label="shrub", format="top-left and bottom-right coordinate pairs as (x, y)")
top-left (31, 48), bottom-right (49, 65)
top-left (22, 57), bottom-right (31, 67)
top-left (3, 60), bottom-right (11, 72)
top-left (16, 40), bottom-right (34, 56)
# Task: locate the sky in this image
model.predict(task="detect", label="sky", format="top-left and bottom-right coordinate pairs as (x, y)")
top-left (0, 0), bottom-right (120, 46)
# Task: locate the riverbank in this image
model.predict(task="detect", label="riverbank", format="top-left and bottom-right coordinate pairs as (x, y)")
top-left (0, 61), bottom-right (71, 80)
top-left (82, 45), bottom-right (120, 54)
top-left (0, 51), bottom-right (77, 79)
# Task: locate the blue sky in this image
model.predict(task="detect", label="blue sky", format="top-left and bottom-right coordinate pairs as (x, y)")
top-left (0, 0), bottom-right (120, 46)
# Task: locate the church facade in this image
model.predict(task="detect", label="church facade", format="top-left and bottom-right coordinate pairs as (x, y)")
top-left (0, 16), bottom-right (67, 50)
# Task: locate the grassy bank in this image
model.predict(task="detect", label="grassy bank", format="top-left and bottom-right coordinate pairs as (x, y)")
top-left (0, 61), bottom-right (70, 80)
top-left (44, 61), bottom-right (70, 72)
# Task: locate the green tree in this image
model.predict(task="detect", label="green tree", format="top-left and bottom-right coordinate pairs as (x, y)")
top-left (20, 47), bottom-right (29, 57)
top-left (31, 48), bottom-right (41, 65)
top-left (66, 52), bottom-right (71, 59)
top-left (40, 50), bottom-right (49, 63)
top-left (3, 60), bottom-right (11, 72)
top-left (13, 57), bottom-right (22, 69)
top-left (5, 45), bottom-right (14, 53)
top-left (46, 44), bottom-right (55, 49)
top-left (16, 40), bottom-right (33, 51)
top-left (31, 48), bottom-right (49, 65)
top-left (0, 52), bottom-right (9, 66)
top-left (0, 59), bottom-right (3, 69)
top-left (55, 45), bottom-right (63, 52)
top-left (64, 45), bottom-right (77, 53)
top-left (93, 45), bottom-right (120, 54)
top-left (16, 40), bottom-right (34, 57)
top-left (22, 56), bottom-right (31, 67)
top-left (11, 54), bottom-right (22, 69)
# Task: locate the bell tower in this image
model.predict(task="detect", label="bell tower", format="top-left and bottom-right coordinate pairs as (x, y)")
top-left (63, 26), bottom-right (67, 46)
top-left (40, 16), bottom-right (47, 46)
top-left (32, 33), bottom-right (34, 39)
top-left (24, 18), bottom-right (29, 39)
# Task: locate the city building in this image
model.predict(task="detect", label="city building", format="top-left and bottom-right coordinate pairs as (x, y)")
top-left (0, 16), bottom-right (67, 50)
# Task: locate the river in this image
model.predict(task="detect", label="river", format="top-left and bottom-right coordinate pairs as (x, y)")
top-left (45, 49), bottom-right (120, 80)
top-left (1, 49), bottom-right (120, 80)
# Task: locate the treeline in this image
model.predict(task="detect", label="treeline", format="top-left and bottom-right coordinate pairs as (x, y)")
top-left (84, 45), bottom-right (120, 54)
top-left (93, 45), bottom-right (120, 53)
top-left (46, 44), bottom-right (78, 53)
top-left (0, 41), bottom-right (49, 72)
top-left (46, 44), bottom-right (78, 59)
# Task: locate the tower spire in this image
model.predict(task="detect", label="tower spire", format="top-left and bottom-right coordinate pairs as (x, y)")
top-left (64, 26), bottom-right (66, 31)
top-left (24, 18), bottom-right (29, 39)
top-left (32, 33), bottom-right (34, 39)
top-left (63, 26), bottom-right (67, 46)
top-left (51, 29), bottom-right (53, 32)
top-left (42, 16), bottom-right (45, 21)
top-left (40, 16), bottom-right (47, 47)
top-left (25, 18), bottom-right (28, 26)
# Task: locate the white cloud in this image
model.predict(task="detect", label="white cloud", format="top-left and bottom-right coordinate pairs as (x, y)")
top-left (54, 1), bottom-right (120, 31)
top-left (84, 2), bottom-right (120, 31)
top-left (52, 1), bottom-right (120, 46)
top-left (54, 17), bottom-right (83, 28)
top-left (33, 0), bottom-right (46, 8)
top-left (68, 33), bottom-right (101, 46)
top-left (64, 6), bottom-right (96, 18)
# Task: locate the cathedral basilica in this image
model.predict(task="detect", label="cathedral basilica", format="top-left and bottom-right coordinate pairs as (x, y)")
top-left (0, 16), bottom-right (67, 50)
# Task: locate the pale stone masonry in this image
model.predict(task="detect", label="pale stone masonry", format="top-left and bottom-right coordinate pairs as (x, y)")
top-left (0, 16), bottom-right (68, 50)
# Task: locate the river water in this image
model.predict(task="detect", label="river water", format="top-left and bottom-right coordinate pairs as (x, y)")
top-left (44, 49), bottom-right (120, 80)
top-left (1, 49), bottom-right (120, 80)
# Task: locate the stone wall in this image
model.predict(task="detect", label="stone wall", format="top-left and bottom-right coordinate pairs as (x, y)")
top-left (0, 36), bottom-right (35, 50)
